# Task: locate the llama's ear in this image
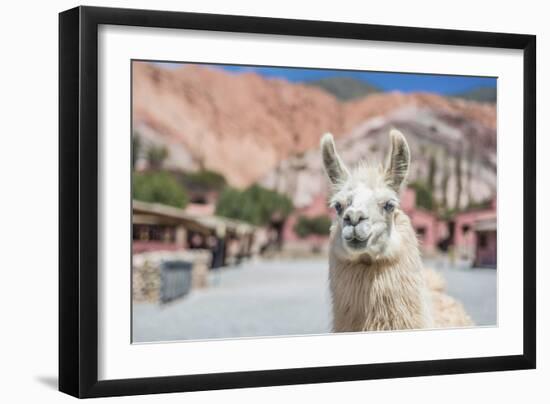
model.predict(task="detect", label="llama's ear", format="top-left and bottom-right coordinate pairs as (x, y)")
top-left (321, 133), bottom-right (349, 185)
top-left (385, 129), bottom-right (410, 192)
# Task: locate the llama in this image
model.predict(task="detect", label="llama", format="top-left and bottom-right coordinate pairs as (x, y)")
top-left (321, 129), bottom-right (433, 332)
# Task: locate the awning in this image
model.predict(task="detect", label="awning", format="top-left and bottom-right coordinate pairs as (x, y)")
top-left (132, 200), bottom-right (257, 236)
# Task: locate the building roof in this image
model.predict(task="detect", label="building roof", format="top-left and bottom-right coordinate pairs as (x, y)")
top-left (474, 215), bottom-right (497, 232)
top-left (133, 200), bottom-right (256, 236)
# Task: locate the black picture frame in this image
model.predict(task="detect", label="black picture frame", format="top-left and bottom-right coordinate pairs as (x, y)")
top-left (59, 5), bottom-right (536, 398)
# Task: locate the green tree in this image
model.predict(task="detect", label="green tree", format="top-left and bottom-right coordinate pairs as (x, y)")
top-left (133, 171), bottom-right (188, 208)
top-left (294, 215), bottom-right (332, 238)
top-left (427, 152), bottom-right (437, 193)
top-left (146, 144), bottom-right (168, 170)
top-left (466, 144), bottom-right (474, 206)
top-left (454, 151), bottom-right (463, 211)
top-left (179, 169), bottom-right (226, 192)
top-left (440, 153), bottom-right (450, 211)
top-left (467, 198), bottom-right (493, 211)
top-left (410, 181), bottom-right (434, 211)
top-left (216, 185), bottom-right (293, 226)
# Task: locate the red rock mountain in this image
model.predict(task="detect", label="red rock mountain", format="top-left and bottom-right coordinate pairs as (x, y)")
top-left (133, 62), bottom-right (343, 187)
top-left (132, 62), bottom-right (496, 208)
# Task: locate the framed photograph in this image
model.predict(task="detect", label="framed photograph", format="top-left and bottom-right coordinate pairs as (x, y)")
top-left (59, 6), bottom-right (536, 398)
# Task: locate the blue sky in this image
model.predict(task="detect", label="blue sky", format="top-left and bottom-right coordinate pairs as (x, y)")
top-left (157, 62), bottom-right (496, 95)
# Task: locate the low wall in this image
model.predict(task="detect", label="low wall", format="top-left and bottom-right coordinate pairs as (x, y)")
top-left (132, 249), bottom-right (211, 303)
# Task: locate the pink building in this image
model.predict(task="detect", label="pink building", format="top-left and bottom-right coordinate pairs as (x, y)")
top-left (400, 188), bottom-right (447, 255)
top-left (451, 199), bottom-right (497, 266)
top-left (283, 194), bottom-right (332, 241)
top-left (282, 189), bottom-right (447, 255)
top-left (282, 194), bottom-right (333, 253)
top-left (132, 200), bottom-right (257, 267)
top-left (473, 215), bottom-right (497, 267)
top-left (281, 188), bottom-right (496, 267)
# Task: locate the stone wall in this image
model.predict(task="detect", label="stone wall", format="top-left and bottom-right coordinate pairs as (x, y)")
top-left (132, 250), bottom-right (212, 303)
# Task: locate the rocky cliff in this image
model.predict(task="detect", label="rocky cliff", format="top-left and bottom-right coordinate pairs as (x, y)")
top-left (132, 62), bottom-right (496, 209)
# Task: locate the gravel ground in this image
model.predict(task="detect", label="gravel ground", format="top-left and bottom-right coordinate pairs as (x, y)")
top-left (132, 258), bottom-right (496, 343)
top-left (132, 259), bottom-right (332, 342)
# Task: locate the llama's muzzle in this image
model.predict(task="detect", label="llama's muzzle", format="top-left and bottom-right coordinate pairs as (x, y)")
top-left (342, 224), bottom-right (370, 243)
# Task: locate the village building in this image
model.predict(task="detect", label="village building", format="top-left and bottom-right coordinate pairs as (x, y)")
top-left (132, 200), bottom-right (259, 303)
top-left (281, 194), bottom-right (333, 255)
top-left (400, 188), bottom-right (448, 256)
top-left (133, 200), bottom-right (258, 267)
top-left (472, 214), bottom-right (497, 268)
top-left (400, 189), bottom-right (497, 267)
top-left (280, 188), bottom-right (496, 268)
top-left (450, 198), bottom-right (497, 267)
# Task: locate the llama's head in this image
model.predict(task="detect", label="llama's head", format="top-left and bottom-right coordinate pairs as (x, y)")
top-left (321, 129), bottom-right (411, 262)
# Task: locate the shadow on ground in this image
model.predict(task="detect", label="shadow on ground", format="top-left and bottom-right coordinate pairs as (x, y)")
top-left (36, 375), bottom-right (58, 390)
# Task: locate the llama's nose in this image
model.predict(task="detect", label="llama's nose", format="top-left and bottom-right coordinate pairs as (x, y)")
top-left (343, 209), bottom-right (367, 226)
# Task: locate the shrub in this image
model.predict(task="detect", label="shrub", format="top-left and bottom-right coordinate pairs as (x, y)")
top-left (179, 169), bottom-right (227, 192)
top-left (133, 171), bottom-right (188, 208)
top-left (294, 215), bottom-right (332, 238)
top-left (216, 185), bottom-right (293, 226)
top-left (466, 198), bottom-right (493, 211)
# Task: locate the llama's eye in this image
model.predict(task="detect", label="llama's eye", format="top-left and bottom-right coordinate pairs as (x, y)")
top-left (334, 202), bottom-right (343, 215)
top-left (383, 201), bottom-right (395, 212)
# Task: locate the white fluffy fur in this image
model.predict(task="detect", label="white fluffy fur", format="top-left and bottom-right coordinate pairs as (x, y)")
top-left (321, 130), bottom-right (433, 332)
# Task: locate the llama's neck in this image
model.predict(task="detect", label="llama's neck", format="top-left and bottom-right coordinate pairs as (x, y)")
top-left (329, 212), bottom-right (431, 332)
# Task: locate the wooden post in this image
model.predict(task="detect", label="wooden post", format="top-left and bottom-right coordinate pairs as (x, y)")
top-left (175, 225), bottom-right (187, 250)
